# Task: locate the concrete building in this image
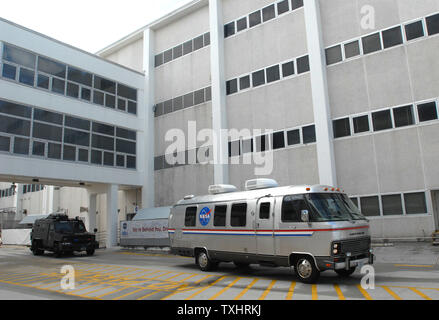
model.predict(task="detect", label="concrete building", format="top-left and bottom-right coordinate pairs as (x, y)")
top-left (1, 0), bottom-right (439, 244)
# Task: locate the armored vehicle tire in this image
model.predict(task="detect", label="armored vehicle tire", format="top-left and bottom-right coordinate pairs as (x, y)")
top-left (295, 256), bottom-right (320, 284)
top-left (31, 241), bottom-right (44, 256)
top-left (86, 249), bottom-right (95, 256)
top-left (195, 250), bottom-right (218, 272)
top-left (335, 267), bottom-right (356, 277)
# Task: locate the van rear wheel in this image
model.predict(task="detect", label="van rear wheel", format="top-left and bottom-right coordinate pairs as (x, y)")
top-left (295, 256), bottom-right (320, 284)
top-left (196, 250), bottom-right (217, 272)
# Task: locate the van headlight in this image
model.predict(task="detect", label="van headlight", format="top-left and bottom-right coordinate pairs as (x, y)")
top-left (332, 242), bottom-right (341, 255)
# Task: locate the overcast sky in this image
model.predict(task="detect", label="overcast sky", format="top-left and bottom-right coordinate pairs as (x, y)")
top-left (1, 0), bottom-right (193, 54)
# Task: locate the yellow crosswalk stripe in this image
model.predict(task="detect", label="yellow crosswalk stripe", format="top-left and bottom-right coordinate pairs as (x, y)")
top-left (234, 278), bottom-right (259, 300)
top-left (95, 286), bottom-right (128, 299)
top-left (286, 281), bottom-right (296, 300)
top-left (334, 284), bottom-right (345, 300)
top-left (137, 290), bottom-right (159, 300)
top-left (113, 288), bottom-right (147, 300)
top-left (185, 276), bottom-right (227, 300)
top-left (409, 288), bottom-right (432, 300)
top-left (259, 280), bottom-right (276, 300)
top-left (311, 284), bottom-right (318, 300)
top-left (381, 286), bottom-right (402, 300)
top-left (209, 277), bottom-right (241, 300)
top-left (356, 284), bottom-right (373, 300)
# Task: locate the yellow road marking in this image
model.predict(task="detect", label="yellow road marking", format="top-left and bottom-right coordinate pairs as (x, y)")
top-left (95, 286), bottom-right (128, 299)
top-left (149, 271), bottom-right (173, 280)
top-left (113, 288), bottom-right (147, 300)
top-left (161, 283), bottom-right (191, 300)
top-left (285, 281), bottom-right (296, 300)
top-left (235, 278), bottom-right (259, 300)
top-left (165, 272), bottom-right (185, 281)
top-left (137, 290), bottom-right (159, 300)
top-left (311, 284), bottom-right (318, 300)
top-left (80, 285), bottom-right (108, 296)
top-left (356, 284), bottom-right (373, 300)
top-left (381, 286), bottom-right (402, 300)
top-left (259, 280), bottom-right (276, 300)
top-left (185, 276), bottom-right (227, 300)
top-left (178, 274), bottom-right (197, 282)
top-left (68, 283), bottom-right (101, 294)
top-left (394, 264), bottom-right (434, 268)
top-left (409, 287), bottom-right (432, 300)
top-left (334, 284), bottom-right (345, 300)
top-left (209, 277), bottom-right (241, 300)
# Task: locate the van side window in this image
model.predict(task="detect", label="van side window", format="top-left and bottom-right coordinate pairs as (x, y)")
top-left (259, 202), bottom-right (271, 219)
top-left (185, 207), bottom-right (197, 227)
top-left (282, 195), bottom-right (308, 222)
top-left (231, 203), bottom-right (247, 227)
top-left (214, 205), bottom-right (227, 227)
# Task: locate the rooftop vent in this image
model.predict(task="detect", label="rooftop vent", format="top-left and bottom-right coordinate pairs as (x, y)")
top-left (208, 184), bottom-right (238, 195)
top-left (245, 179), bottom-right (279, 191)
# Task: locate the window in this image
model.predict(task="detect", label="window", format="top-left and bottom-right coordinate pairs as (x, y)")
top-left (417, 102), bottom-right (438, 122)
top-left (344, 40), bottom-right (361, 59)
top-left (117, 154), bottom-right (125, 167)
top-left (118, 99), bottom-right (127, 111)
top-left (116, 139), bottom-right (136, 155)
top-left (127, 155), bottom-right (136, 169)
top-left (93, 122), bottom-right (114, 136)
top-left (163, 49), bottom-right (172, 64)
top-left (32, 122), bottom-right (62, 142)
top-left (231, 203), bottom-right (247, 227)
top-left (214, 205), bottom-right (227, 227)
top-left (240, 75), bottom-right (250, 90)
top-left (228, 140), bottom-right (240, 157)
top-left (0, 115), bottom-right (30, 136)
top-left (226, 79), bottom-right (238, 95)
top-left (37, 74), bottom-right (50, 89)
top-left (350, 197), bottom-right (359, 207)
top-left (272, 131), bottom-right (285, 149)
top-left (372, 110), bottom-right (393, 131)
top-left (128, 101), bottom-right (137, 114)
top-left (19, 68), bottom-right (34, 86)
top-left (185, 207), bottom-right (197, 227)
top-left (259, 202), bottom-right (271, 219)
top-left (277, 0), bottom-right (290, 15)
top-left (193, 35), bottom-right (204, 50)
top-left (94, 76), bottom-right (115, 94)
top-left (14, 137), bottom-right (29, 155)
top-left (360, 196), bottom-right (380, 216)
top-left (302, 125), bottom-right (316, 144)
top-left (183, 40), bottom-right (193, 55)
top-left (0, 136), bottom-right (10, 152)
top-left (117, 84), bottom-right (137, 101)
top-left (382, 194), bottom-right (403, 216)
top-left (382, 26), bottom-right (403, 48)
top-left (193, 89), bottom-right (205, 106)
top-left (262, 5), bottom-right (275, 22)
top-left (237, 17), bottom-right (247, 32)
top-left (91, 150), bottom-right (102, 164)
top-left (63, 129), bottom-right (90, 147)
top-left (52, 78), bottom-right (65, 95)
top-left (2, 63), bottom-right (16, 80)
top-left (404, 192), bottom-right (427, 214)
top-left (67, 82), bottom-right (79, 98)
top-left (362, 33), bottom-right (382, 54)
top-left (224, 22), bottom-right (235, 38)
top-left (333, 118), bottom-right (351, 138)
top-left (155, 54), bottom-right (163, 67)
top-left (426, 13), bottom-right (439, 35)
top-left (266, 65), bottom-right (280, 83)
top-left (81, 88), bottom-right (91, 101)
top-left (63, 145), bottom-right (76, 161)
top-left (291, 0), bottom-right (304, 10)
top-left (32, 141), bottom-right (44, 156)
top-left (297, 55), bottom-right (310, 74)
top-left (173, 45), bottom-right (183, 59)
top-left (3, 45), bottom-right (36, 69)
top-left (38, 57), bottom-right (66, 78)
top-left (78, 149), bottom-right (88, 162)
top-left (205, 87), bottom-right (212, 101)
top-left (393, 105), bottom-right (414, 128)
top-left (65, 115), bottom-right (90, 131)
top-left (92, 134), bottom-right (114, 151)
top-left (93, 91), bottom-right (104, 105)
top-left (104, 152), bottom-right (114, 166)
top-left (287, 129), bottom-right (300, 146)
top-left (249, 10), bottom-right (262, 28)
top-left (163, 100), bottom-right (173, 114)
top-left (173, 96), bottom-right (183, 111)
top-left (48, 143), bottom-right (61, 159)
top-left (282, 195), bottom-right (308, 222)
top-left (116, 128), bottom-right (136, 141)
top-left (405, 21), bottom-right (424, 41)
top-left (325, 45), bottom-right (343, 65)
top-left (204, 32), bottom-right (211, 46)
top-left (242, 138), bottom-right (253, 154)
top-left (67, 67), bottom-right (92, 87)
top-left (353, 115), bottom-right (370, 134)
top-left (184, 93), bottom-right (194, 109)
top-left (282, 61), bottom-right (295, 77)
top-left (34, 109), bottom-right (63, 125)
top-left (255, 135), bottom-right (268, 152)
top-left (252, 69), bottom-right (265, 87)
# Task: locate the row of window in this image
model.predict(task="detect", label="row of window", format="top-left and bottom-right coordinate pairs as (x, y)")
top-left (325, 13), bottom-right (439, 66)
top-left (333, 100), bottom-right (439, 139)
top-left (0, 99), bottom-right (137, 169)
top-left (154, 86), bottom-right (212, 118)
top-left (22, 184), bottom-right (45, 195)
top-left (0, 187), bottom-right (15, 198)
top-left (155, 32), bottom-right (210, 68)
top-left (350, 192), bottom-right (427, 217)
top-left (1, 43), bottom-right (138, 115)
top-left (154, 146), bottom-right (212, 171)
top-left (226, 55), bottom-right (310, 95)
top-left (224, 0), bottom-right (303, 39)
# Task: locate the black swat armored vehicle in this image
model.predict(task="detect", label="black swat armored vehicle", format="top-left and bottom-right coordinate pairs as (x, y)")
top-left (30, 214), bottom-right (99, 257)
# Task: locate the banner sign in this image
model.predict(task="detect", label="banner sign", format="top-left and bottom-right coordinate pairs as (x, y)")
top-left (120, 219), bottom-right (169, 239)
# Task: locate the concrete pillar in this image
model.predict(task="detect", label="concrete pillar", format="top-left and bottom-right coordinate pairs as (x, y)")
top-left (209, 0), bottom-right (229, 185)
top-left (14, 183), bottom-right (23, 221)
top-left (87, 193), bottom-right (97, 233)
top-left (105, 184), bottom-right (119, 248)
top-left (142, 28), bottom-right (155, 209)
top-left (304, 0), bottom-right (338, 186)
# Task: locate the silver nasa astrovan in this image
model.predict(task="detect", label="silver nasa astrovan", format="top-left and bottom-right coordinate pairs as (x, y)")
top-left (168, 179), bottom-right (374, 283)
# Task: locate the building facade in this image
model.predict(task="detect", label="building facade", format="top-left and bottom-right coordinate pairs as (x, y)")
top-left (1, 0), bottom-right (439, 244)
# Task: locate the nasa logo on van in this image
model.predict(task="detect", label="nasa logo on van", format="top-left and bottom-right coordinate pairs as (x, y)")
top-left (199, 207), bottom-right (212, 226)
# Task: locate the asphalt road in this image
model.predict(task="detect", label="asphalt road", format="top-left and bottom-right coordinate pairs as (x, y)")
top-left (0, 244), bottom-right (438, 301)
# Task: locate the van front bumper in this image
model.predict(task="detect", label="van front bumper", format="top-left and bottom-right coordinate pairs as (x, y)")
top-left (316, 252), bottom-right (374, 271)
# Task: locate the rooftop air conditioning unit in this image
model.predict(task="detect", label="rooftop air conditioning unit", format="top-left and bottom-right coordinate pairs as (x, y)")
top-left (245, 179), bottom-right (279, 191)
top-left (208, 184), bottom-right (238, 195)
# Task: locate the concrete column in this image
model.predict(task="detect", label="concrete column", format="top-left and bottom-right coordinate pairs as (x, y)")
top-left (14, 184), bottom-right (23, 221)
top-left (105, 184), bottom-right (119, 248)
top-left (304, 0), bottom-right (338, 186)
top-left (142, 28), bottom-right (155, 209)
top-left (209, 0), bottom-right (229, 185)
top-left (87, 193), bottom-right (97, 233)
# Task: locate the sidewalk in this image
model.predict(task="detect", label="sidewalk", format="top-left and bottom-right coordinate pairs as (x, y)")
top-left (373, 242), bottom-right (439, 265)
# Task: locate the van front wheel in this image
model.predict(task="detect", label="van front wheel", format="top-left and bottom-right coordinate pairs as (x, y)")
top-left (295, 256), bottom-right (320, 284)
top-left (196, 251), bottom-right (217, 272)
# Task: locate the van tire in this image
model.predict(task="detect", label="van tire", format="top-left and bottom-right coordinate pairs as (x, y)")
top-left (335, 267), bottom-right (356, 277)
top-left (294, 256), bottom-right (320, 284)
top-left (195, 250), bottom-right (217, 272)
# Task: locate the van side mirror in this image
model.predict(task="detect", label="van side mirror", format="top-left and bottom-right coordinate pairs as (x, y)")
top-left (301, 210), bottom-right (309, 223)
top-left (94, 228), bottom-right (98, 233)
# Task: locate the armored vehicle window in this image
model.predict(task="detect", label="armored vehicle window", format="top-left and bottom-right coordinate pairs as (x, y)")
top-left (259, 202), bottom-right (270, 220)
top-left (282, 195), bottom-right (308, 222)
top-left (231, 203), bottom-right (247, 227)
top-left (185, 207), bottom-right (197, 227)
top-left (214, 205), bottom-right (227, 227)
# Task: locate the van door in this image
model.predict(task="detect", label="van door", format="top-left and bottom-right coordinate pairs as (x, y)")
top-left (255, 197), bottom-right (275, 257)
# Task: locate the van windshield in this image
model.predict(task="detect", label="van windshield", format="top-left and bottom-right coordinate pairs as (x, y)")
top-left (305, 193), bottom-right (366, 222)
top-left (54, 221), bottom-right (86, 234)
